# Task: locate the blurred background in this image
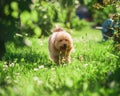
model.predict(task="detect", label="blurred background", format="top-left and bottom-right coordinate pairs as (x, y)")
top-left (0, 0), bottom-right (119, 59)
top-left (0, 1), bottom-right (120, 95)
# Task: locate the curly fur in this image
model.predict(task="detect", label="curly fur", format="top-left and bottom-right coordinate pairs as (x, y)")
top-left (48, 28), bottom-right (73, 64)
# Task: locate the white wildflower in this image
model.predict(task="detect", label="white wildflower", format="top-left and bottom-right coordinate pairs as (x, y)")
top-left (24, 39), bottom-right (32, 47)
top-left (33, 76), bottom-right (43, 85)
top-left (3, 64), bottom-right (8, 71)
top-left (9, 63), bottom-right (15, 67)
top-left (39, 65), bottom-right (44, 69)
top-left (34, 68), bottom-right (39, 71)
top-left (84, 64), bottom-right (88, 67)
top-left (37, 80), bottom-right (43, 85)
top-left (33, 76), bottom-right (39, 81)
top-left (43, 15), bottom-right (47, 19)
top-left (51, 67), bottom-right (55, 71)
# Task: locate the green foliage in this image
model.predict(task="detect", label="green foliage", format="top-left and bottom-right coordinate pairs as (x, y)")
top-left (70, 16), bottom-right (88, 30)
top-left (34, 1), bottom-right (54, 37)
top-left (20, 1), bottom-right (62, 37)
top-left (3, 38), bottom-right (50, 65)
top-left (59, 0), bottom-right (74, 8)
top-left (20, 2), bottom-right (53, 37)
top-left (0, 0), bottom-right (60, 43)
top-left (94, 0), bottom-right (120, 53)
top-left (20, 10), bottom-right (40, 37)
top-left (0, 61), bottom-right (7, 88)
top-left (0, 0), bottom-right (33, 59)
top-left (0, 0), bottom-right (32, 41)
top-left (0, 1), bottom-right (120, 95)
top-left (113, 14), bottom-right (120, 53)
top-left (93, 5), bottom-right (116, 25)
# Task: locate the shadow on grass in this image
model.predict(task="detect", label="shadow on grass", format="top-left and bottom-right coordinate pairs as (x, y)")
top-left (3, 50), bottom-right (53, 68)
top-left (107, 56), bottom-right (120, 83)
top-left (107, 67), bottom-right (120, 83)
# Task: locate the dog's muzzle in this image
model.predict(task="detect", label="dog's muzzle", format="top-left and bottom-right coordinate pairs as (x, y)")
top-left (60, 44), bottom-right (67, 50)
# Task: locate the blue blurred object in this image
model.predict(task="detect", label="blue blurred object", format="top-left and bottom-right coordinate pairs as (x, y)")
top-left (76, 5), bottom-right (89, 20)
top-left (101, 18), bottom-right (114, 41)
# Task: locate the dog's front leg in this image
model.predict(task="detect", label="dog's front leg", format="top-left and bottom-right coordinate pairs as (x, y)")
top-left (53, 56), bottom-right (59, 64)
top-left (65, 49), bottom-right (72, 63)
top-left (65, 55), bottom-right (71, 63)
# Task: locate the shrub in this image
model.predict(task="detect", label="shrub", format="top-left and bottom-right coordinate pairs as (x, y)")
top-left (70, 16), bottom-right (88, 30)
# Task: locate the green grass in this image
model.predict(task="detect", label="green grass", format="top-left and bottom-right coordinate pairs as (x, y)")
top-left (0, 26), bottom-right (120, 96)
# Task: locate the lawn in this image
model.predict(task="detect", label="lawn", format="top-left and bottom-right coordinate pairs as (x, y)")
top-left (0, 25), bottom-right (120, 96)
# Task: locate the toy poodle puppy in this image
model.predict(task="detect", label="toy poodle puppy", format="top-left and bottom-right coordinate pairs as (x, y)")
top-left (48, 27), bottom-right (73, 64)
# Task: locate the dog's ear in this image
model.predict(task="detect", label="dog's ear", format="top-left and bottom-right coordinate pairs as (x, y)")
top-left (67, 46), bottom-right (72, 51)
top-left (52, 27), bottom-right (64, 33)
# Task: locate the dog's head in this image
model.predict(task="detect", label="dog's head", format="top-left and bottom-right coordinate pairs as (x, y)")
top-left (54, 32), bottom-right (73, 52)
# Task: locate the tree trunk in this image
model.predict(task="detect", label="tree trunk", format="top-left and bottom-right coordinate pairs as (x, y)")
top-left (65, 8), bottom-right (72, 28)
top-left (0, 40), bottom-right (6, 60)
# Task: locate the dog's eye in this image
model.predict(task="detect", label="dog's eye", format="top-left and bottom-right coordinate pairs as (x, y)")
top-left (59, 40), bottom-right (62, 42)
top-left (65, 39), bottom-right (68, 41)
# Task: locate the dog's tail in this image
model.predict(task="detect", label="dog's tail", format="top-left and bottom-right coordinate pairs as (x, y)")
top-left (52, 27), bottom-right (64, 33)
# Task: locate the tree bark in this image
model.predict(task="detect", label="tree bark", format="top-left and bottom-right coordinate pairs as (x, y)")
top-left (0, 40), bottom-right (6, 60)
top-left (65, 8), bottom-right (72, 28)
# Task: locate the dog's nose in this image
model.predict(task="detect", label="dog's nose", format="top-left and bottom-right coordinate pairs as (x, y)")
top-left (63, 44), bottom-right (67, 48)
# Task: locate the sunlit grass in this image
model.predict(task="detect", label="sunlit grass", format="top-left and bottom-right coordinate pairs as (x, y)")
top-left (0, 26), bottom-right (120, 96)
